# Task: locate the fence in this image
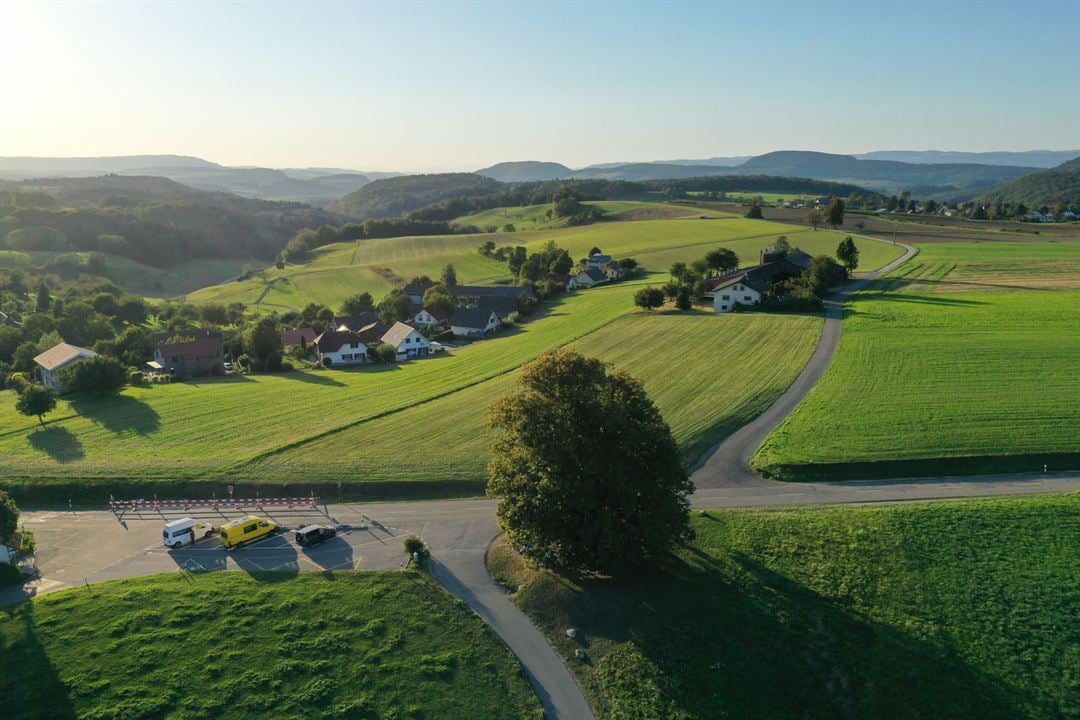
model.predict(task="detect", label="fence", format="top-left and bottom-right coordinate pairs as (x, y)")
top-left (109, 495), bottom-right (322, 515)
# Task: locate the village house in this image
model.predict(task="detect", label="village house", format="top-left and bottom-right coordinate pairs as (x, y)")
top-left (568, 267), bottom-right (609, 290)
top-left (413, 305), bottom-right (450, 328)
top-left (381, 321), bottom-right (432, 360)
top-left (333, 313), bottom-right (381, 333)
top-left (450, 307), bottom-right (500, 338)
top-left (585, 253), bottom-right (612, 269)
top-left (0, 532), bottom-right (23, 566)
top-left (152, 329), bottom-right (225, 376)
top-left (704, 249), bottom-right (813, 313)
top-left (313, 327), bottom-right (369, 365)
top-left (282, 327), bottom-right (317, 348)
top-left (33, 342), bottom-right (98, 392)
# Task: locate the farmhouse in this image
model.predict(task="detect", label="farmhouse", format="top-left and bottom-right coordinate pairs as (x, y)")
top-left (450, 307), bottom-right (500, 338)
top-left (568, 268), bottom-right (609, 290)
top-left (402, 280), bottom-right (436, 305)
top-left (313, 327), bottom-right (369, 365)
top-left (452, 284), bottom-right (533, 308)
top-left (586, 253), bottom-right (612, 269)
top-left (152, 330), bottom-right (225, 376)
top-left (33, 342), bottom-right (98, 392)
top-left (334, 313), bottom-right (381, 333)
top-left (282, 327), bottom-right (317, 348)
top-left (704, 249), bottom-right (813, 313)
top-left (381, 322), bottom-right (432, 360)
top-left (414, 305), bottom-right (450, 328)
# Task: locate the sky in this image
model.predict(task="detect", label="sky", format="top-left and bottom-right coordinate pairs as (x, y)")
top-left (3, 0), bottom-right (1078, 172)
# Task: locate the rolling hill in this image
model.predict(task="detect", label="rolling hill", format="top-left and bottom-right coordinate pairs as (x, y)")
top-left (476, 161), bottom-right (573, 182)
top-left (328, 172), bottom-right (501, 218)
top-left (0, 155), bottom-right (371, 205)
top-left (975, 157), bottom-right (1080, 208)
top-left (856, 149), bottom-right (1080, 168)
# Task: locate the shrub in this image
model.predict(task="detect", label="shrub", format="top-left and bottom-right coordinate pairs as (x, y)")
top-left (280, 360), bottom-right (294, 372)
top-left (373, 343), bottom-right (397, 364)
top-left (503, 311), bottom-right (521, 327)
top-left (321, 356), bottom-right (333, 368)
top-left (59, 356), bottom-right (127, 395)
top-left (6, 372), bottom-right (31, 394)
top-left (403, 535), bottom-right (429, 561)
top-left (128, 370), bottom-right (144, 386)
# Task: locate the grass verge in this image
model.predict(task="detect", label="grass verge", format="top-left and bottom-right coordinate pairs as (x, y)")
top-left (0, 571), bottom-right (541, 719)
top-left (488, 494), bottom-right (1079, 719)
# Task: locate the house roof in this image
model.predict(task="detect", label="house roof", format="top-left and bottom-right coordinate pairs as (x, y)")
top-left (706, 272), bottom-right (770, 295)
top-left (418, 305), bottom-right (451, 322)
top-left (475, 296), bottom-right (519, 317)
top-left (451, 284), bottom-right (533, 299)
top-left (786, 250), bottom-right (813, 270)
top-left (580, 268), bottom-right (607, 282)
top-left (380, 321), bottom-right (420, 348)
top-left (314, 328), bottom-right (362, 353)
top-left (588, 254), bottom-right (612, 263)
top-left (402, 280), bottom-right (436, 296)
top-left (153, 330), bottom-right (223, 361)
top-left (282, 327), bottom-right (316, 346)
top-left (451, 306), bottom-right (498, 329)
top-left (33, 342), bottom-right (98, 372)
top-left (334, 313), bottom-right (378, 332)
top-left (355, 322), bottom-right (388, 344)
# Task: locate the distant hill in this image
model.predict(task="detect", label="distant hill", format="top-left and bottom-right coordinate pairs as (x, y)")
top-left (476, 161), bottom-right (573, 182)
top-left (0, 155), bottom-right (371, 205)
top-left (583, 156), bottom-right (751, 170)
top-left (729, 151), bottom-right (1037, 196)
top-left (0, 175), bottom-right (340, 266)
top-left (572, 163), bottom-right (739, 181)
top-left (856, 149), bottom-right (1080, 169)
top-left (975, 158), bottom-right (1080, 207)
top-left (329, 173), bottom-right (501, 219)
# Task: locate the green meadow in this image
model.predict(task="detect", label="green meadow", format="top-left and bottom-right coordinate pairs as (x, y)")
top-left (754, 241), bottom-right (1080, 480)
top-left (0, 572), bottom-right (540, 719)
top-left (490, 493), bottom-right (1079, 720)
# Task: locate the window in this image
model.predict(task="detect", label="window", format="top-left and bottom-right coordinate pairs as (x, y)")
top-left (721, 294), bottom-right (730, 300)
top-left (243, 523), bottom-right (258, 533)
top-left (743, 295), bottom-right (752, 302)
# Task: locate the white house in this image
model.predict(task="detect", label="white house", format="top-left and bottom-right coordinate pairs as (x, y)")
top-left (568, 268), bottom-right (609, 290)
top-left (450, 307), bottom-right (500, 338)
top-left (586, 253), bottom-right (612, 269)
top-left (707, 275), bottom-right (764, 312)
top-left (313, 328), bottom-right (369, 366)
top-left (381, 322), bottom-right (431, 360)
top-left (414, 305), bottom-right (450, 328)
top-left (33, 342), bottom-right (98, 392)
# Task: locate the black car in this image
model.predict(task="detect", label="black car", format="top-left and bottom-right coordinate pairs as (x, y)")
top-left (295, 524), bottom-right (337, 547)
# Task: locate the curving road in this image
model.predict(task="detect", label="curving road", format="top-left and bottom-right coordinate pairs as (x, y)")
top-left (6, 237), bottom-right (1080, 719)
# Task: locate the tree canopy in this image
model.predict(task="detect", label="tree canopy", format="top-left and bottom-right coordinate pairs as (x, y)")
top-left (0, 490), bottom-right (18, 544)
top-left (836, 236), bottom-right (859, 275)
top-left (16, 384), bottom-right (57, 427)
top-left (487, 350), bottom-right (693, 575)
top-left (340, 291), bottom-right (374, 316)
top-left (824, 198), bottom-right (845, 228)
top-left (59, 356), bottom-right (127, 395)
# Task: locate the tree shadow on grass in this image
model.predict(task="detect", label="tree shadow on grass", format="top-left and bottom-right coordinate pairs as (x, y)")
top-left (67, 394), bottom-right (161, 437)
top-left (1, 604), bottom-right (77, 719)
top-left (26, 426), bottom-right (85, 463)
top-left (534, 541), bottom-right (1027, 719)
top-left (276, 370), bottom-right (345, 387)
top-left (848, 291), bottom-right (988, 307)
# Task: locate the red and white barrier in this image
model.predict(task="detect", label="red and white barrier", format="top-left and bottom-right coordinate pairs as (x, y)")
top-left (109, 496), bottom-right (320, 514)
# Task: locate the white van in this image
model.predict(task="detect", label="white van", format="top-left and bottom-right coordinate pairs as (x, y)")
top-left (162, 518), bottom-right (214, 548)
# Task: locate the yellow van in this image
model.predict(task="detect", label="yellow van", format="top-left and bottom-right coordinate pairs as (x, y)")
top-left (218, 515), bottom-right (277, 549)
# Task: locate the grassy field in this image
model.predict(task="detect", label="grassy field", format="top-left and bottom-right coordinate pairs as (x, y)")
top-left (245, 310), bottom-right (822, 484)
top-left (0, 572), bottom-right (540, 719)
top-left (754, 241), bottom-right (1080, 480)
top-left (184, 206), bottom-right (902, 312)
top-left (0, 282), bottom-right (821, 501)
top-left (489, 493), bottom-right (1080, 720)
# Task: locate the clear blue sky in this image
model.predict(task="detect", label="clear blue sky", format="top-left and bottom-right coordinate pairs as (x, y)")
top-left (3, 0), bottom-right (1077, 171)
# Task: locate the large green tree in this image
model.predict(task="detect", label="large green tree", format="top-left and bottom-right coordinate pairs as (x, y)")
top-left (824, 198), bottom-right (845, 228)
top-left (836, 236), bottom-right (860, 276)
top-left (487, 349), bottom-right (693, 574)
top-left (422, 284), bottom-right (456, 317)
top-left (60, 356), bottom-right (127, 395)
top-left (377, 288), bottom-right (415, 325)
top-left (0, 490), bottom-right (18, 544)
top-left (245, 317), bottom-right (283, 372)
top-left (340, 292), bottom-right (374, 315)
top-left (16, 384), bottom-right (57, 427)
top-left (704, 248), bottom-right (739, 274)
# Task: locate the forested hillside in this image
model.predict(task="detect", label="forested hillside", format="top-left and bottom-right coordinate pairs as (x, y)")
top-left (0, 176), bottom-right (339, 266)
top-left (329, 173), bottom-right (500, 218)
top-left (976, 158), bottom-right (1080, 208)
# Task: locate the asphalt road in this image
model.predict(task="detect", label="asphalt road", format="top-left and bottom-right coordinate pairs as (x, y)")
top-left (6, 237), bottom-right (1080, 719)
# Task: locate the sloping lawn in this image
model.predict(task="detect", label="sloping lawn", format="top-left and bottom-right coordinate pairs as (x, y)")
top-left (754, 241), bottom-right (1080, 480)
top-left (490, 494), bottom-right (1079, 720)
top-left (0, 572), bottom-right (540, 720)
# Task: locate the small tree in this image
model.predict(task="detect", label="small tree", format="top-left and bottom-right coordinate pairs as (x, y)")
top-left (403, 535), bottom-right (429, 561)
top-left (373, 343), bottom-right (398, 363)
top-left (774, 236), bottom-right (791, 255)
top-left (60, 357), bottom-right (127, 395)
top-left (245, 317), bottom-right (283, 372)
top-left (836, 236), bottom-right (859, 276)
top-left (669, 262), bottom-right (688, 283)
top-left (745, 202), bottom-right (763, 219)
top-left (340, 292), bottom-right (374, 315)
top-left (675, 286), bottom-right (692, 310)
top-left (0, 490), bottom-right (18, 544)
top-left (441, 263), bottom-right (458, 287)
top-left (487, 350), bottom-right (693, 575)
top-left (705, 248), bottom-right (739, 274)
top-left (422, 284), bottom-right (456, 317)
top-left (377, 289), bottom-right (414, 325)
top-left (824, 198), bottom-right (845, 228)
top-left (16, 384), bottom-right (57, 427)
top-left (806, 209), bottom-right (823, 231)
top-left (634, 287), bottom-right (665, 311)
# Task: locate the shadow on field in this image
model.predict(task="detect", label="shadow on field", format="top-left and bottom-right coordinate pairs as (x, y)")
top-left (68, 394), bottom-right (161, 436)
top-left (26, 426), bottom-right (85, 463)
top-left (1, 604), bottom-right (77, 718)
top-left (278, 370), bottom-right (345, 388)
top-left (850, 292), bottom-right (988, 307)
top-left (535, 542), bottom-right (1025, 719)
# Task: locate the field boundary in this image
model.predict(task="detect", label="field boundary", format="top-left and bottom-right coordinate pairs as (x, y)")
top-left (755, 453), bottom-right (1080, 482)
